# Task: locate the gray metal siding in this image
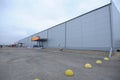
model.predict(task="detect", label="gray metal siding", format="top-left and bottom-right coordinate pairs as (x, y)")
top-left (48, 23), bottom-right (65, 48)
top-left (39, 31), bottom-right (48, 48)
top-left (66, 6), bottom-right (111, 50)
top-left (17, 4), bottom-right (115, 51)
top-left (27, 37), bottom-right (32, 48)
top-left (39, 31), bottom-right (47, 38)
top-left (111, 3), bottom-right (120, 49)
top-left (23, 38), bottom-right (28, 47)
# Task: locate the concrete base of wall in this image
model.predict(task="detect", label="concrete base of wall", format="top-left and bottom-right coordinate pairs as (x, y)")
top-left (41, 48), bottom-right (109, 56)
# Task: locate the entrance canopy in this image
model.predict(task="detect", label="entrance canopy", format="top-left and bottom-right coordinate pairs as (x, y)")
top-left (32, 36), bottom-right (47, 41)
top-left (32, 36), bottom-right (40, 41)
top-left (32, 36), bottom-right (47, 48)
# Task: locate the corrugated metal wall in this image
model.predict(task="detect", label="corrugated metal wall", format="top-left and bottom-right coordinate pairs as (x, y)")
top-left (18, 4), bottom-right (119, 51)
top-left (39, 30), bottom-right (48, 48)
top-left (66, 6), bottom-right (111, 51)
top-left (47, 23), bottom-right (65, 48)
top-left (111, 3), bottom-right (120, 49)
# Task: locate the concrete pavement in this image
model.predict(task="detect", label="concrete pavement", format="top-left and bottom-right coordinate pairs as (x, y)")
top-left (0, 48), bottom-right (120, 80)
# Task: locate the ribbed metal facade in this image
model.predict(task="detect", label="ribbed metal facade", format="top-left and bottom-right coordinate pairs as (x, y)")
top-left (17, 3), bottom-right (120, 51)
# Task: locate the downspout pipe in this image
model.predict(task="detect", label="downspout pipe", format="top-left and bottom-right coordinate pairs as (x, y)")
top-left (109, 0), bottom-right (114, 57)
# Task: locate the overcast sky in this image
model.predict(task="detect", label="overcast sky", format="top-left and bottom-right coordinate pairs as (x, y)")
top-left (0, 0), bottom-right (120, 44)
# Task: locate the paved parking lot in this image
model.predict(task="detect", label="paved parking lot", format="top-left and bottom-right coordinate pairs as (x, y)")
top-left (0, 48), bottom-right (120, 80)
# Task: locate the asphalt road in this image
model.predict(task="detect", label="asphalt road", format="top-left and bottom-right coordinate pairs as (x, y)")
top-left (0, 48), bottom-right (120, 80)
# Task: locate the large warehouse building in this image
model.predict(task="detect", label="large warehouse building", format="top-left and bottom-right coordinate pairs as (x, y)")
top-left (17, 1), bottom-right (120, 51)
